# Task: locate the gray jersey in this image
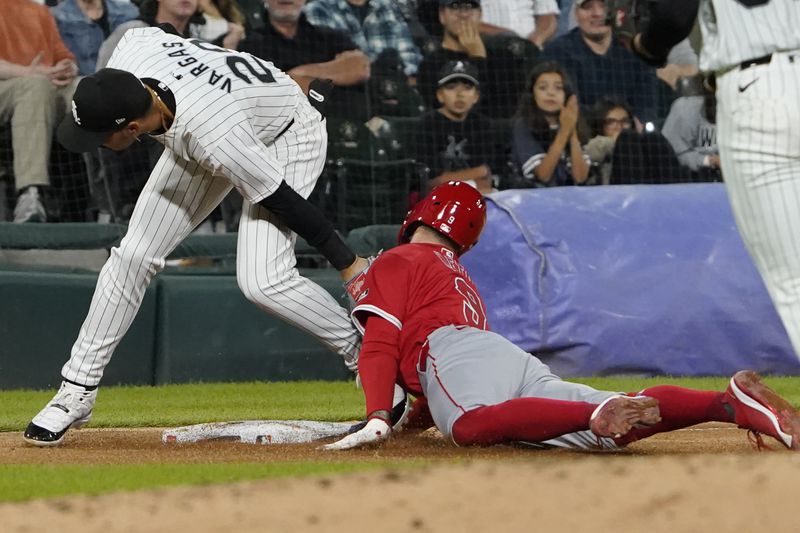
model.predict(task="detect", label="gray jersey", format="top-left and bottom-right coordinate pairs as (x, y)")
top-left (699, 0), bottom-right (800, 71)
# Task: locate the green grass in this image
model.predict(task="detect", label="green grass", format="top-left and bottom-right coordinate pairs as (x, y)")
top-left (0, 462), bottom-right (398, 503)
top-left (2, 377), bottom-right (800, 503)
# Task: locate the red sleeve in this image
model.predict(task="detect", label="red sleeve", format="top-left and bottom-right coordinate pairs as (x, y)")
top-left (351, 251), bottom-right (413, 333)
top-left (359, 315), bottom-right (401, 416)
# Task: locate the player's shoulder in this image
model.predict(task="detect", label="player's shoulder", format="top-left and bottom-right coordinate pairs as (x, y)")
top-left (378, 243), bottom-right (456, 267)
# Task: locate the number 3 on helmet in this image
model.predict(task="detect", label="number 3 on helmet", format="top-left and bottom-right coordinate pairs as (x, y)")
top-left (398, 181), bottom-right (487, 256)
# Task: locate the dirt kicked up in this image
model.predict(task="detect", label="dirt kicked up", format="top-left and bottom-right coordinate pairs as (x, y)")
top-left (1, 423), bottom-right (799, 533)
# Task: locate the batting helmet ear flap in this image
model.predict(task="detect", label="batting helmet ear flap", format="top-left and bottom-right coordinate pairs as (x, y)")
top-left (398, 181), bottom-right (487, 255)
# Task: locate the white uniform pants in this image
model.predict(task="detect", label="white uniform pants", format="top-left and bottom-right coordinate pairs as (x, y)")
top-left (62, 101), bottom-right (360, 385)
top-left (716, 50), bottom-right (800, 360)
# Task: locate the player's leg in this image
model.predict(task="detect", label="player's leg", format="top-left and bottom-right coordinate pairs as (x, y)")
top-left (236, 105), bottom-right (360, 365)
top-left (419, 327), bottom-right (658, 447)
top-left (618, 371), bottom-right (800, 450)
top-left (0, 76), bottom-right (56, 221)
top-left (716, 55), bottom-right (800, 357)
top-left (25, 151), bottom-right (231, 446)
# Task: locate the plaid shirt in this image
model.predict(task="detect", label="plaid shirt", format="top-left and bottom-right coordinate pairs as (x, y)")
top-left (303, 0), bottom-right (422, 76)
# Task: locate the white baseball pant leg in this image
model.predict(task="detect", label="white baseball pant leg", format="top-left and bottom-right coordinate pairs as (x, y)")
top-left (63, 150), bottom-right (233, 385)
top-left (236, 104), bottom-right (361, 366)
top-left (716, 51), bottom-right (800, 360)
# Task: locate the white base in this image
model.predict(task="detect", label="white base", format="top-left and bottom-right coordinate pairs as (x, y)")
top-left (162, 420), bottom-right (354, 445)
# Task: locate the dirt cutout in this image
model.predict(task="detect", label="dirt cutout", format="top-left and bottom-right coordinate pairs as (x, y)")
top-left (2, 424), bottom-right (800, 532)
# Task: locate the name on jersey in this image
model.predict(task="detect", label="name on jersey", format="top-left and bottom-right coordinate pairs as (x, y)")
top-left (161, 41), bottom-right (277, 94)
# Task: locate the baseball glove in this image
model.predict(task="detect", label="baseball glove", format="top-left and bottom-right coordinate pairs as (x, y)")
top-left (605, 0), bottom-right (655, 44)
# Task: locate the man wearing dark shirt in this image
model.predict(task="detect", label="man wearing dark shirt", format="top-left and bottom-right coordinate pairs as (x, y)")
top-left (415, 60), bottom-right (503, 194)
top-left (417, 0), bottom-right (525, 118)
top-left (239, 0), bottom-right (371, 118)
top-left (542, 0), bottom-right (661, 124)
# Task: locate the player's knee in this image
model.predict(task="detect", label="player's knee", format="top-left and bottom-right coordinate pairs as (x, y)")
top-left (236, 271), bottom-right (289, 303)
top-left (110, 246), bottom-right (165, 277)
top-left (451, 408), bottom-right (499, 447)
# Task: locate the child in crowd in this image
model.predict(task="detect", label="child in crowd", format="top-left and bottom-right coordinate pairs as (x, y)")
top-left (585, 96), bottom-right (641, 185)
top-left (511, 60), bottom-right (591, 187)
top-left (414, 60), bottom-right (504, 194)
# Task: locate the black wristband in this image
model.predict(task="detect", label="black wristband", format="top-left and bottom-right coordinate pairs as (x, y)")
top-left (257, 181), bottom-right (356, 270)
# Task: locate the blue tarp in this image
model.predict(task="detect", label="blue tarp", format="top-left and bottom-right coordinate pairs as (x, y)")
top-left (461, 184), bottom-right (800, 376)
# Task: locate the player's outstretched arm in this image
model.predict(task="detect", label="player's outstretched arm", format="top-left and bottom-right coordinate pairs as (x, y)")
top-left (322, 315), bottom-right (402, 451)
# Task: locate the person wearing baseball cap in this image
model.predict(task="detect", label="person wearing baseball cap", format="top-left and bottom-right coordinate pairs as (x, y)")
top-left (414, 59), bottom-right (502, 195)
top-left (542, 0), bottom-right (661, 124)
top-left (436, 59), bottom-right (480, 88)
top-left (57, 68), bottom-right (173, 153)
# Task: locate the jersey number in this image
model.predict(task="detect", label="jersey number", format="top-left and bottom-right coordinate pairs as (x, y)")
top-left (455, 278), bottom-right (487, 330)
top-left (188, 39), bottom-right (276, 85)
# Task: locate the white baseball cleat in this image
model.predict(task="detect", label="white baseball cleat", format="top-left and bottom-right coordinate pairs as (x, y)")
top-left (23, 381), bottom-right (97, 447)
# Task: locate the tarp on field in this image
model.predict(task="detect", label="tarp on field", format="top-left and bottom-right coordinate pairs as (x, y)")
top-left (461, 184), bottom-right (800, 376)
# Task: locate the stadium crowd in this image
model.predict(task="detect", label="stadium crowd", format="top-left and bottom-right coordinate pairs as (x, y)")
top-left (0, 0), bottom-right (719, 225)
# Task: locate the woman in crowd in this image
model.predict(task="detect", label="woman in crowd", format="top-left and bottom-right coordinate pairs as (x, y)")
top-left (511, 61), bottom-right (591, 187)
top-left (196, 0), bottom-right (246, 50)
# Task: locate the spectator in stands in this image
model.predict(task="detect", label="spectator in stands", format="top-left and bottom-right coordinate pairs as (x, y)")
top-left (97, 0), bottom-right (204, 68)
top-left (239, 0), bottom-right (371, 118)
top-left (661, 80), bottom-right (721, 183)
top-left (196, 0), bottom-right (247, 49)
top-left (93, 0), bottom-right (205, 222)
top-left (414, 60), bottom-right (503, 194)
top-left (478, 0), bottom-right (559, 50)
top-left (302, 0), bottom-right (422, 77)
top-left (417, 0), bottom-right (525, 118)
top-left (541, 0), bottom-right (661, 125)
top-left (0, 0), bottom-right (79, 222)
top-left (511, 61), bottom-right (590, 187)
top-left (52, 0), bottom-right (139, 76)
top-left (584, 95), bottom-right (640, 185)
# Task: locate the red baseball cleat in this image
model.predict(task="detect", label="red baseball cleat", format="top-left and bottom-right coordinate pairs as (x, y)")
top-left (589, 395), bottom-right (661, 439)
top-left (725, 370), bottom-right (800, 450)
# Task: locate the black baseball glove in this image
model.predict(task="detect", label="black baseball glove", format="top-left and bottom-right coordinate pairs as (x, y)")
top-left (606, 0), bottom-right (670, 66)
top-left (606, 0), bottom-right (655, 41)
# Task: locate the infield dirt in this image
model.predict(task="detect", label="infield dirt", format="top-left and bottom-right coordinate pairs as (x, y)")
top-left (1, 423), bottom-right (799, 532)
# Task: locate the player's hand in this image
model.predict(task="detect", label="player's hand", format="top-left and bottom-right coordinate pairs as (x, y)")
top-left (457, 20), bottom-right (486, 58)
top-left (320, 418), bottom-right (391, 450)
top-left (559, 95), bottom-right (579, 134)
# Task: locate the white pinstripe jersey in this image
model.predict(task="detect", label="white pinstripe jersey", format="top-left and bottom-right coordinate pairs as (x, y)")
top-left (107, 26), bottom-right (305, 202)
top-left (698, 0), bottom-right (800, 72)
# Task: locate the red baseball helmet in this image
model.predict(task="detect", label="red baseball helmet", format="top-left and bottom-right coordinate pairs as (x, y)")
top-left (398, 181), bottom-right (487, 255)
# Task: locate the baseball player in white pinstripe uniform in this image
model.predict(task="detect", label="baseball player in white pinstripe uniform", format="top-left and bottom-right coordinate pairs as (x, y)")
top-left (24, 25), bottom-right (380, 446)
top-left (631, 1), bottom-right (800, 361)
